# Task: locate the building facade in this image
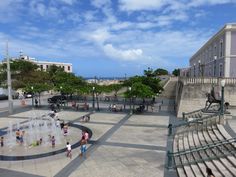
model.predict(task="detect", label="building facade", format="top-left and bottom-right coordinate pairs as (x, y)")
top-left (185, 23), bottom-right (236, 77)
top-left (19, 55), bottom-right (72, 73)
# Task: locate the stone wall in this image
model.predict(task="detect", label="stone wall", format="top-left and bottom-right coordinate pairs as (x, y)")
top-left (176, 77), bottom-right (236, 118)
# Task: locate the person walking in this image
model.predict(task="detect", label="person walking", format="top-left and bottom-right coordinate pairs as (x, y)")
top-left (206, 167), bottom-right (215, 177)
top-left (66, 142), bottom-right (72, 159)
top-left (1, 137), bottom-right (4, 147)
top-left (51, 136), bottom-right (55, 148)
top-left (79, 136), bottom-right (87, 158)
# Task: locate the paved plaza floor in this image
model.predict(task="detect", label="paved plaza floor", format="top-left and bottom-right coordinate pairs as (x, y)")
top-left (0, 105), bottom-right (173, 177)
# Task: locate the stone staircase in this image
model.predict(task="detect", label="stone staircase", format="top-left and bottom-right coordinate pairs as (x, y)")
top-left (169, 114), bottom-right (236, 177)
top-left (161, 79), bottom-right (177, 99)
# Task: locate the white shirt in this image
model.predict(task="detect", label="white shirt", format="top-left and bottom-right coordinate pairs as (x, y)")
top-left (66, 144), bottom-right (71, 151)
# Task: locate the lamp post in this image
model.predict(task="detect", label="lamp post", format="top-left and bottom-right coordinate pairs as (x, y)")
top-left (128, 87), bottom-right (132, 112)
top-left (60, 86), bottom-right (63, 106)
top-left (92, 86), bottom-right (95, 110)
top-left (6, 41), bottom-right (13, 114)
top-left (31, 86), bottom-right (34, 107)
top-left (220, 79), bottom-right (225, 115)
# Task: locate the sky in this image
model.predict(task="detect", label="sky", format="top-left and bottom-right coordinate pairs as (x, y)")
top-left (0, 0), bottom-right (236, 78)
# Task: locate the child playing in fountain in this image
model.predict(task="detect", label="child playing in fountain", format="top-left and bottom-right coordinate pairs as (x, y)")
top-left (19, 131), bottom-right (25, 145)
top-left (51, 136), bottom-right (55, 148)
top-left (16, 129), bottom-right (20, 143)
top-left (1, 137), bottom-right (4, 147)
top-left (66, 142), bottom-right (72, 159)
top-left (63, 123), bottom-right (68, 136)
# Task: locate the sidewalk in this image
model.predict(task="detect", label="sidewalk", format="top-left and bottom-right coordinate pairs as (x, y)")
top-left (0, 101), bottom-right (173, 177)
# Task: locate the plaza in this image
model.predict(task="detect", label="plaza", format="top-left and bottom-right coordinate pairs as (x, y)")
top-left (0, 97), bottom-right (173, 177)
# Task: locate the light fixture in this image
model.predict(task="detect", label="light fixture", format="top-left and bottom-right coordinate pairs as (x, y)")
top-left (221, 79), bottom-right (226, 87)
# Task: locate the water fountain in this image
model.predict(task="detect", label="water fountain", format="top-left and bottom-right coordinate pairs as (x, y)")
top-left (5, 113), bottom-right (63, 148)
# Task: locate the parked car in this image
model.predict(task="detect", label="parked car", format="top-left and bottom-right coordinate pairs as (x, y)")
top-left (0, 88), bottom-right (19, 100)
top-left (48, 95), bottom-right (67, 104)
top-left (24, 92), bottom-right (33, 98)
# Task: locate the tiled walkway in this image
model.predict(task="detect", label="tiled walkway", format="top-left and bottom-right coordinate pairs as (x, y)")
top-left (0, 103), bottom-right (176, 177)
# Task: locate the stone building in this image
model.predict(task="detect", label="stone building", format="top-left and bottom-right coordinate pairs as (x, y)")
top-left (183, 23), bottom-right (236, 77)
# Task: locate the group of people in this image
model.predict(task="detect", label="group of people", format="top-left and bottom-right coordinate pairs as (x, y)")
top-left (81, 115), bottom-right (90, 122)
top-left (66, 130), bottom-right (89, 159)
top-left (109, 104), bottom-right (122, 112)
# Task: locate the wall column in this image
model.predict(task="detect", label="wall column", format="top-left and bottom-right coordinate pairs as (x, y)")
top-left (225, 30), bottom-right (231, 77)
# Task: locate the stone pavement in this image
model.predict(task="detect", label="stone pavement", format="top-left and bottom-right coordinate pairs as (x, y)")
top-left (0, 102), bottom-right (177, 177)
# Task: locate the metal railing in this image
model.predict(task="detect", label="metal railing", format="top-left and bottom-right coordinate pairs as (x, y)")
top-left (167, 137), bottom-right (236, 169)
top-left (182, 105), bottom-right (220, 121)
top-left (179, 77), bottom-right (236, 85)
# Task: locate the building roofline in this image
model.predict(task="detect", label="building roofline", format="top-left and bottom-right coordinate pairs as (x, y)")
top-left (190, 23), bottom-right (236, 63)
top-left (34, 60), bottom-right (72, 65)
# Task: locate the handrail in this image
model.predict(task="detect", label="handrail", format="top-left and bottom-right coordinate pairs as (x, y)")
top-left (179, 77), bottom-right (236, 85)
top-left (173, 113), bottom-right (220, 128)
top-left (167, 137), bottom-right (236, 168)
top-left (172, 137), bottom-right (236, 156)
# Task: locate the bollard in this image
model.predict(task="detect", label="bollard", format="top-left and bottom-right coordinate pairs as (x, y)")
top-left (167, 151), bottom-right (172, 169)
top-left (168, 123), bottom-right (172, 136)
top-left (182, 112), bottom-right (185, 120)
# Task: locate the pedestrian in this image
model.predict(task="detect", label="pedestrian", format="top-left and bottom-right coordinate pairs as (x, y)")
top-left (35, 98), bottom-right (38, 107)
top-left (151, 104), bottom-right (154, 112)
top-left (66, 142), bottom-right (72, 159)
top-left (16, 129), bottom-right (20, 143)
top-left (206, 167), bottom-right (215, 177)
top-left (79, 136), bottom-right (87, 158)
top-left (84, 131), bottom-right (89, 144)
top-left (60, 120), bottom-right (65, 130)
top-left (19, 130), bottom-right (25, 145)
top-left (56, 119), bottom-right (60, 127)
top-left (1, 137), bottom-right (4, 147)
top-left (51, 136), bottom-right (55, 148)
top-left (63, 123), bottom-right (68, 136)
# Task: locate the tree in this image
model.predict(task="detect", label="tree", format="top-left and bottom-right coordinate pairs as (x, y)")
top-left (144, 67), bottom-right (155, 77)
top-left (172, 69), bottom-right (180, 76)
top-left (154, 68), bottom-right (168, 76)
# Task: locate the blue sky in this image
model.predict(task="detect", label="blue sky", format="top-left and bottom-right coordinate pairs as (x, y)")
top-left (0, 0), bottom-right (236, 77)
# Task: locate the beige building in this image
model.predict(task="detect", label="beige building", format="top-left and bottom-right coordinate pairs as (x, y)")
top-left (19, 55), bottom-right (72, 73)
top-left (181, 23), bottom-right (236, 77)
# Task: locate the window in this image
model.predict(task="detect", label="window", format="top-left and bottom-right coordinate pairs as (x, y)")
top-left (63, 66), bottom-right (65, 70)
top-left (68, 66), bottom-right (70, 71)
top-left (219, 64), bottom-right (223, 77)
top-left (46, 65), bottom-right (48, 69)
top-left (40, 65), bottom-right (43, 71)
top-left (214, 44), bottom-right (217, 57)
top-left (220, 40), bottom-right (223, 57)
top-left (214, 59), bottom-right (216, 77)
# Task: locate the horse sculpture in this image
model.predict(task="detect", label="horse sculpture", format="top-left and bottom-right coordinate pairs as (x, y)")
top-left (205, 89), bottom-right (221, 111)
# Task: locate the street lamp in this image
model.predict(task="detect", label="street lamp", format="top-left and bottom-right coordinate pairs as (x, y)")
top-left (128, 87), bottom-right (132, 112)
top-left (6, 41), bottom-right (13, 114)
top-left (31, 86), bottom-right (34, 107)
top-left (220, 79), bottom-right (226, 115)
top-left (60, 86), bottom-right (63, 106)
top-left (92, 86), bottom-right (95, 110)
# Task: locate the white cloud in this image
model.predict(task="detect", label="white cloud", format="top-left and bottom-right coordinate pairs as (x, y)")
top-left (188, 0), bottom-right (235, 7)
top-left (119, 0), bottom-right (167, 11)
top-left (90, 28), bottom-right (111, 44)
top-left (103, 44), bottom-right (143, 61)
top-left (91, 0), bottom-right (111, 8)
top-left (0, 0), bottom-right (24, 23)
top-left (36, 3), bottom-right (46, 16)
top-left (59, 0), bottom-right (77, 5)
